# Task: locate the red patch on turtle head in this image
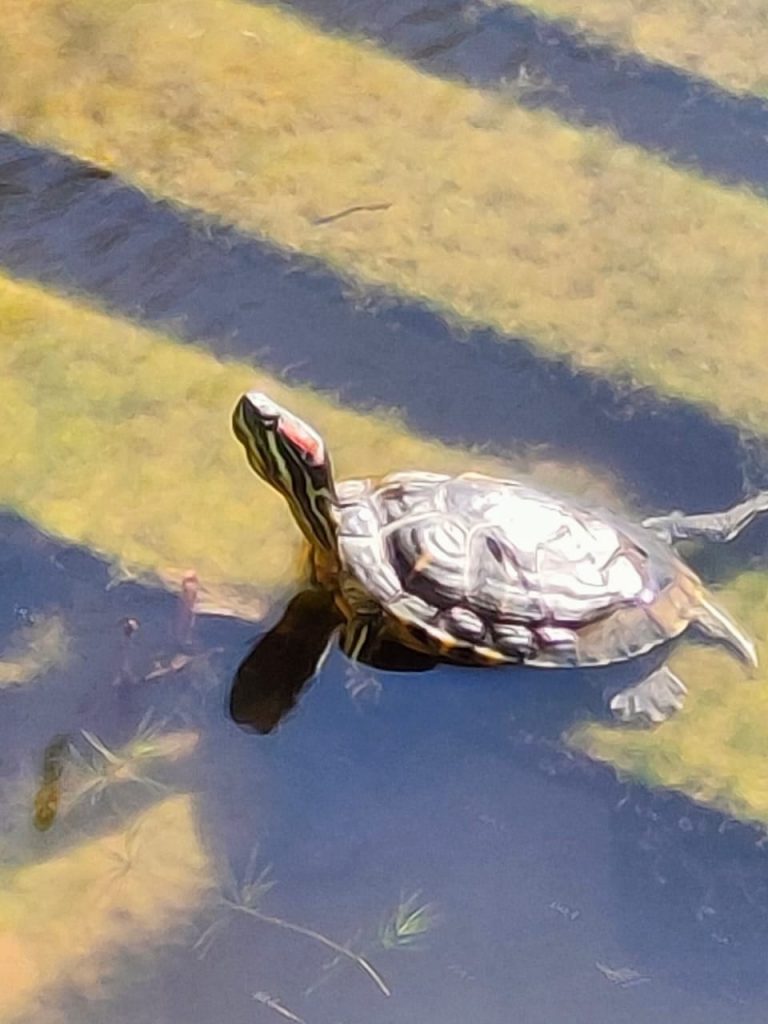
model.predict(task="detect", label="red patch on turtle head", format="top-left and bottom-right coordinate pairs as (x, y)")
top-left (279, 415), bottom-right (324, 465)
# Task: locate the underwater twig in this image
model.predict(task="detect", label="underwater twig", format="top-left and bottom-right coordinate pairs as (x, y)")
top-left (175, 570), bottom-right (199, 647)
top-left (221, 899), bottom-right (391, 997)
top-left (303, 929), bottom-right (365, 997)
top-left (312, 203), bottom-right (391, 226)
top-left (253, 991), bottom-right (307, 1024)
top-left (197, 848), bottom-right (390, 996)
top-left (192, 913), bottom-right (238, 960)
top-left (143, 650), bottom-right (220, 681)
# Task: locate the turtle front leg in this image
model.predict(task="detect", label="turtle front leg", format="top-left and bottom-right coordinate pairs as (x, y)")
top-left (341, 614), bottom-right (381, 662)
top-left (642, 491), bottom-right (768, 544)
top-left (610, 665), bottom-right (688, 725)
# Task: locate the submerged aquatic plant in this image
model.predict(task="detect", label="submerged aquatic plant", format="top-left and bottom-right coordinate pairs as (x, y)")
top-left (68, 711), bottom-right (199, 809)
top-left (194, 847), bottom-right (391, 997)
top-left (92, 817), bottom-right (147, 906)
top-left (378, 891), bottom-right (441, 951)
top-left (306, 890), bottom-right (441, 997)
top-left (193, 845), bottom-right (277, 959)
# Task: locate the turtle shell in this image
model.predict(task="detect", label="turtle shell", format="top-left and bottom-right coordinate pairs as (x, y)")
top-left (333, 472), bottom-right (705, 668)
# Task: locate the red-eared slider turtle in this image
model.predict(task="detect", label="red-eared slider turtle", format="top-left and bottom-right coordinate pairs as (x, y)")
top-left (231, 391), bottom-right (764, 730)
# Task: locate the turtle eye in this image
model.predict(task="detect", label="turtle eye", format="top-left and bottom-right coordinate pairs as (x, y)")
top-left (279, 415), bottom-right (324, 465)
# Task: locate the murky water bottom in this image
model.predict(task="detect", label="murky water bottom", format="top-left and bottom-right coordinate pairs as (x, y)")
top-left (4, 514), bottom-right (768, 1024)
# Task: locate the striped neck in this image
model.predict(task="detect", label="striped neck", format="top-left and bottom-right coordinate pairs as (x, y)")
top-left (233, 393), bottom-right (341, 552)
top-left (234, 404), bottom-right (338, 551)
top-left (280, 472), bottom-right (337, 552)
top-left (259, 427), bottom-right (338, 550)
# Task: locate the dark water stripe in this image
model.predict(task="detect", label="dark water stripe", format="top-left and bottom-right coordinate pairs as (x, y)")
top-left (0, 132), bottom-right (765, 523)
top-left (276, 0), bottom-right (768, 195)
top-left (3, 508), bottom-right (768, 1005)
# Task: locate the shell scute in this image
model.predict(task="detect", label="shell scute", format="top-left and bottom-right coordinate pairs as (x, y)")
top-left (337, 502), bottom-right (379, 539)
top-left (339, 534), bottom-right (402, 603)
top-left (439, 605), bottom-right (486, 643)
top-left (491, 623), bottom-right (537, 659)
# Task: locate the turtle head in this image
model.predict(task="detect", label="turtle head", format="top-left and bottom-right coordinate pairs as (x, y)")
top-left (233, 391), bottom-right (337, 550)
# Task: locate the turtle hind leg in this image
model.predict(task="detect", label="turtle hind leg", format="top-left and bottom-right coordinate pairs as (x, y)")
top-left (340, 615), bottom-right (380, 662)
top-left (610, 665), bottom-right (688, 725)
top-left (642, 491), bottom-right (768, 544)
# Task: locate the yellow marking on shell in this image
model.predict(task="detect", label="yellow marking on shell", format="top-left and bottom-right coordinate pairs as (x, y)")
top-left (675, 564), bottom-right (705, 598)
top-left (477, 646), bottom-right (507, 665)
top-left (404, 552), bottom-right (435, 586)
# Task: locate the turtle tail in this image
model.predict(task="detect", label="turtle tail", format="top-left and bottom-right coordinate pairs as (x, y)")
top-left (693, 595), bottom-right (758, 671)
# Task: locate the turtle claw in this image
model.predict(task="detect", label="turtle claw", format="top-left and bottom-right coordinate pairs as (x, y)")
top-left (610, 666), bottom-right (687, 725)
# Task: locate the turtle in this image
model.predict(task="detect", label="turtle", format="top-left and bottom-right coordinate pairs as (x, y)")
top-left (230, 390), bottom-right (766, 732)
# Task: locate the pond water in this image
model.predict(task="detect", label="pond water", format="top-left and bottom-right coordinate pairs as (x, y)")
top-left (3, 2), bottom-right (768, 1023)
top-left (5, 511), bottom-right (768, 1024)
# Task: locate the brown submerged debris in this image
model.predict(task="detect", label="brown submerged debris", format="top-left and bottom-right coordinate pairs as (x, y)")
top-left (33, 735), bottom-right (72, 832)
